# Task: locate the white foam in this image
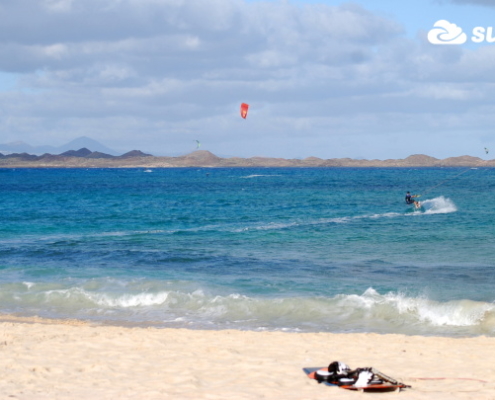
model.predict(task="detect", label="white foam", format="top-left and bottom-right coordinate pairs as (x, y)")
top-left (240, 174), bottom-right (281, 178)
top-left (331, 288), bottom-right (495, 328)
top-left (232, 211), bottom-right (417, 232)
top-left (396, 296), bottom-right (493, 327)
top-left (40, 288), bottom-right (171, 308)
top-left (5, 281), bottom-right (495, 334)
top-left (90, 291), bottom-right (170, 307)
top-left (420, 196), bottom-right (457, 214)
top-left (380, 290), bottom-right (493, 327)
top-left (22, 282), bottom-right (35, 290)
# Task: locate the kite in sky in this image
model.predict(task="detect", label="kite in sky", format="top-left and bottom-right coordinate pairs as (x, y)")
top-left (195, 140), bottom-right (201, 149)
top-left (240, 103), bottom-right (249, 119)
top-left (485, 147), bottom-right (489, 154)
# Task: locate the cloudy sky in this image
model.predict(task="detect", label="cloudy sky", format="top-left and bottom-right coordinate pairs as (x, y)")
top-left (1, 0), bottom-right (494, 159)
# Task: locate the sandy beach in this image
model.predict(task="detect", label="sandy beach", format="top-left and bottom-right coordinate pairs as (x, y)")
top-left (1, 316), bottom-right (494, 400)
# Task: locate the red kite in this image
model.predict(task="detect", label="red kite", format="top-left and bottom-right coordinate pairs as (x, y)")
top-left (240, 103), bottom-right (249, 119)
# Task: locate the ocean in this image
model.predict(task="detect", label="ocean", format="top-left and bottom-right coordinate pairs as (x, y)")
top-left (1, 167), bottom-right (494, 337)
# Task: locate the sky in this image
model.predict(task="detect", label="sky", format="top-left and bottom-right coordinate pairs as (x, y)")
top-left (0, 0), bottom-right (494, 159)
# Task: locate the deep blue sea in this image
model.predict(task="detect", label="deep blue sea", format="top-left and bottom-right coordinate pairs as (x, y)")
top-left (1, 167), bottom-right (494, 337)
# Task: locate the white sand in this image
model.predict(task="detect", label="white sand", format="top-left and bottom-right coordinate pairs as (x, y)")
top-left (1, 316), bottom-right (495, 399)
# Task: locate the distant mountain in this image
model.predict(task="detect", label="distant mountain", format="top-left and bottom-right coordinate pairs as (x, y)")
top-left (60, 148), bottom-right (93, 157)
top-left (86, 151), bottom-right (116, 159)
top-left (1, 151), bottom-right (493, 168)
top-left (119, 150), bottom-right (152, 158)
top-left (57, 137), bottom-right (118, 155)
top-left (0, 147), bottom-right (153, 162)
top-left (0, 136), bottom-right (119, 156)
top-left (0, 141), bottom-right (54, 154)
top-left (58, 148), bottom-right (152, 159)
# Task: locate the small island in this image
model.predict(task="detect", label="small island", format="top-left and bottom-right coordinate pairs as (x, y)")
top-left (0, 148), bottom-right (493, 168)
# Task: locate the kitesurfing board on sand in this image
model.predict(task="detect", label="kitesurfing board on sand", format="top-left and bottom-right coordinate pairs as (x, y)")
top-left (303, 367), bottom-right (409, 392)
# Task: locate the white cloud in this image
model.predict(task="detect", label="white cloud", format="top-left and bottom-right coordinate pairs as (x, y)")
top-left (0, 0), bottom-right (493, 159)
top-left (43, 0), bottom-right (74, 13)
top-left (449, 0), bottom-right (495, 6)
top-left (409, 83), bottom-right (483, 100)
top-left (42, 43), bottom-right (68, 59)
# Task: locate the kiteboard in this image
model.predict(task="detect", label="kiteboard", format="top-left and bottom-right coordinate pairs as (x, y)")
top-left (405, 201), bottom-right (423, 212)
top-left (303, 366), bottom-right (410, 393)
top-left (412, 202), bottom-right (423, 211)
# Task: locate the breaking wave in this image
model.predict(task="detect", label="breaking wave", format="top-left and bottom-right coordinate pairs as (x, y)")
top-left (2, 282), bottom-right (494, 336)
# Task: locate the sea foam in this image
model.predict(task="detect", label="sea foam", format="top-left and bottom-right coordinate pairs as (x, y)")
top-left (420, 196), bottom-right (457, 214)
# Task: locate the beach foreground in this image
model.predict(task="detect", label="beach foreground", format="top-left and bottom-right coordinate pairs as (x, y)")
top-left (1, 316), bottom-right (495, 399)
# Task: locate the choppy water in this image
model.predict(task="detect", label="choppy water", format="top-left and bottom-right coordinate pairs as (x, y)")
top-left (1, 167), bottom-right (494, 336)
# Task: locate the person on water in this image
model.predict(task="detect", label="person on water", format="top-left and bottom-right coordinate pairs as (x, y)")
top-left (405, 191), bottom-right (420, 208)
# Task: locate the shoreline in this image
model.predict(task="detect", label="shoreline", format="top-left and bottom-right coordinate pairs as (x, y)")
top-left (1, 150), bottom-right (494, 168)
top-left (2, 314), bottom-right (495, 399)
top-left (1, 312), bottom-right (489, 338)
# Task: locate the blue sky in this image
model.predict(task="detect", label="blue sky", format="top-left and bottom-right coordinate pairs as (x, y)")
top-left (0, 0), bottom-right (494, 159)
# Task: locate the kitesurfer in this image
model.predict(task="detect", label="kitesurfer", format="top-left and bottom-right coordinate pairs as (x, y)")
top-left (405, 191), bottom-right (420, 208)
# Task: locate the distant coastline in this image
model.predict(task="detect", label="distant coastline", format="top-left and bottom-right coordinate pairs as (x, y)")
top-left (1, 149), bottom-right (493, 168)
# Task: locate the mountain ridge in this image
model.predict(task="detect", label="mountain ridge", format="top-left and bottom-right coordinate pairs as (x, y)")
top-left (0, 137), bottom-right (119, 156)
top-left (0, 147), bottom-right (152, 162)
top-left (0, 150), bottom-right (493, 168)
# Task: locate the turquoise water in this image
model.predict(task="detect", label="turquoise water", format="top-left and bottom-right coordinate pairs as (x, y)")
top-left (1, 167), bottom-right (495, 336)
